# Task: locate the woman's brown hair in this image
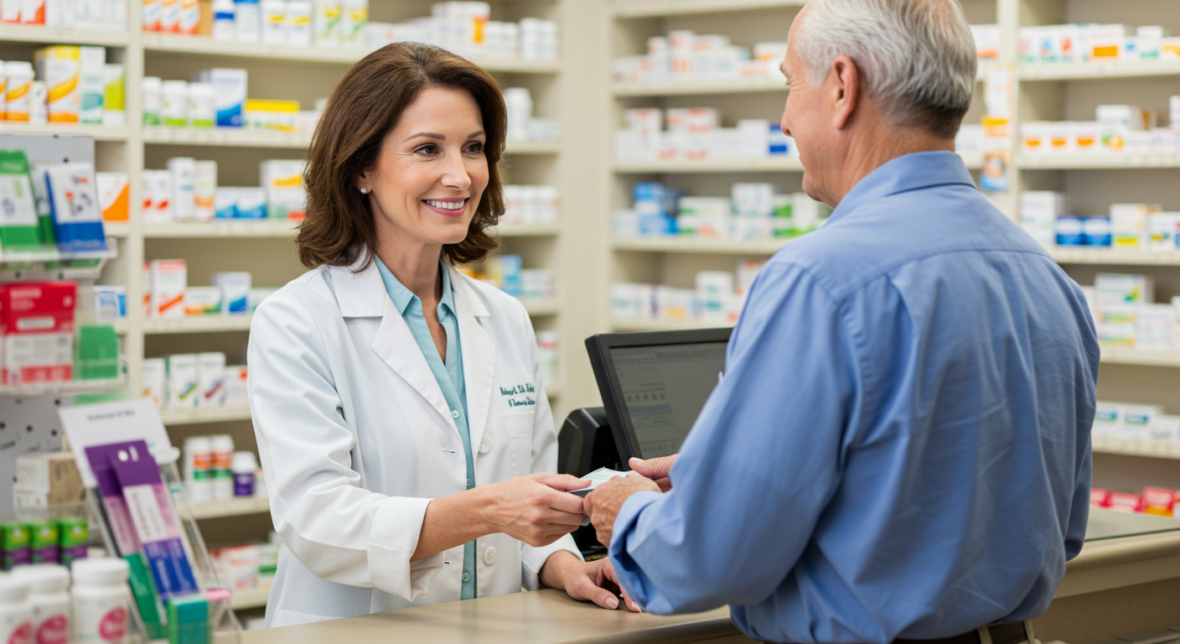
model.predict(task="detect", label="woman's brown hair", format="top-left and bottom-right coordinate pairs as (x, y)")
top-left (298, 42), bottom-right (506, 269)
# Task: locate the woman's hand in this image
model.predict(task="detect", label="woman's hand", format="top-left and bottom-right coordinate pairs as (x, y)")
top-left (540, 551), bottom-right (641, 612)
top-left (478, 473), bottom-right (589, 547)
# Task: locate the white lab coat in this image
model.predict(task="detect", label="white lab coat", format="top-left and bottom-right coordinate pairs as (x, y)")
top-left (247, 258), bottom-right (580, 628)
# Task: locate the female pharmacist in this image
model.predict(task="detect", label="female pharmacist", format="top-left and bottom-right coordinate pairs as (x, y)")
top-left (247, 43), bottom-right (632, 627)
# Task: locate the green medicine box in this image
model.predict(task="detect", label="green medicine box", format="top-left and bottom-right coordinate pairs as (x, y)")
top-left (76, 325), bottom-right (121, 380)
top-left (1, 523), bottom-right (31, 570)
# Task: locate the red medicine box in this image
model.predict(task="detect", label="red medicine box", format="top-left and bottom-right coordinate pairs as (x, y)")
top-left (0, 282), bottom-right (77, 386)
top-left (1143, 487), bottom-right (1176, 518)
top-left (1090, 488), bottom-right (1112, 508)
top-left (1109, 492), bottom-right (1145, 514)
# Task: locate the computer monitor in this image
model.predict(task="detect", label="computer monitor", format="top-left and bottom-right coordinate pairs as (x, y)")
top-left (585, 328), bottom-right (731, 465)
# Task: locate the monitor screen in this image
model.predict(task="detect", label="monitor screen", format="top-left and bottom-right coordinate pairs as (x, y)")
top-left (608, 342), bottom-right (728, 458)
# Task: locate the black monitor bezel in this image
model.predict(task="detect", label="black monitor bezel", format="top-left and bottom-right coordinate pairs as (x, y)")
top-left (585, 328), bottom-right (732, 468)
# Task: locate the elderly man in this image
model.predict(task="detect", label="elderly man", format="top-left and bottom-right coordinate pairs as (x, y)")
top-left (582, 1), bottom-right (1098, 643)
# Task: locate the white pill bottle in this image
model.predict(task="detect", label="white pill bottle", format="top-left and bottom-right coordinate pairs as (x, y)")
top-left (11, 564), bottom-right (70, 644)
top-left (71, 559), bottom-right (130, 644)
top-left (0, 575), bottom-right (34, 644)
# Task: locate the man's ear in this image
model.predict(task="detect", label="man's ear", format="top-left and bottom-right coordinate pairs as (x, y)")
top-left (830, 56), bottom-right (860, 131)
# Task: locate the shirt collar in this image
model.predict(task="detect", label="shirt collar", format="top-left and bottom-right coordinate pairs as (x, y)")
top-left (827, 151), bottom-right (976, 225)
top-left (374, 256), bottom-right (455, 317)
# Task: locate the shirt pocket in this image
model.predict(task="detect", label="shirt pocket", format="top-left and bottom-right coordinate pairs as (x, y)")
top-left (501, 411), bottom-right (535, 477)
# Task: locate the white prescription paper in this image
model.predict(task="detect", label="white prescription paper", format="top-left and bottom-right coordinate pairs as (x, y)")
top-left (568, 467), bottom-right (628, 498)
top-left (58, 398), bottom-right (176, 487)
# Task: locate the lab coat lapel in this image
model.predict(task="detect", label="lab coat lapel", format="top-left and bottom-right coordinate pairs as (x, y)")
top-left (449, 264), bottom-right (494, 460)
top-left (330, 261), bottom-right (457, 432)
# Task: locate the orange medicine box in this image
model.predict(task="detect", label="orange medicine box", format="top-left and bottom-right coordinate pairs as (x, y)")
top-left (0, 282), bottom-right (76, 386)
top-left (1142, 487), bottom-right (1175, 517)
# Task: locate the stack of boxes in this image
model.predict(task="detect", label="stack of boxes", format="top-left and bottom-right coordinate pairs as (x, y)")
top-left (1, 282), bottom-right (120, 387)
top-left (611, 261), bottom-right (765, 325)
top-left (1019, 23), bottom-right (1180, 64)
top-left (1021, 102), bottom-right (1180, 156)
top-left (0, 0), bottom-right (125, 28)
top-left (470, 255), bottom-right (555, 303)
top-left (143, 352), bottom-right (248, 411)
top-left (0, 46), bottom-right (123, 127)
top-left (1076, 273), bottom-right (1180, 350)
top-left (146, 68), bottom-right (326, 134)
top-left (141, 158), bottom-right (305, 224)
top-left (1021, 193), bottom-right (1180, 252)
top-left (366, 4), bottom-right (558, 61)
top-left (615, 107), bottom-right (795, 163)
top-left (614, 181), bottom-right (830, 241)
top-left (612, 30), bottom-right (787, 85)
top-left (145, 261), bottom-right (274, 319)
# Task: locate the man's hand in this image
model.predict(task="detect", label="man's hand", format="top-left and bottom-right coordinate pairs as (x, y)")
top-left (582, 472), bottom-right (660, 548)
top-left (628, 454), bottom-right (678, 492)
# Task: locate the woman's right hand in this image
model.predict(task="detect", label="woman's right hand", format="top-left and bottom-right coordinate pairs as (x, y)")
top-left (479, 473), bottom-right (589, 547)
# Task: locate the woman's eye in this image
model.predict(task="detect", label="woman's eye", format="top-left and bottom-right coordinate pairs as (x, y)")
top-left (416, 145), bottom-right (437, 155)
top-left (466, 142), bottom-right (484, 153)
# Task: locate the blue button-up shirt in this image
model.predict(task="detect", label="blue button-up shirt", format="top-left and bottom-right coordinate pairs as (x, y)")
top-left (374, 257), bottom-right (478, 600)
top-left (609, 152), bottom-right (1098, 644)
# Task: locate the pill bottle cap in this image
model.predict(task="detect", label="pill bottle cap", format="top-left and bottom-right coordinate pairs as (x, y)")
top-left (210, 435), bottom-right (234, 451)
top-left (232, 451), bottom-right (257, 472)
top-left (185, 436), bottom-right (212, 451)
top-left (71, 558), bottom-right (130, 586)
top-left (0, 574), bottom-right (31, 602)
top-left (11, 564), bottom-right (70, 593)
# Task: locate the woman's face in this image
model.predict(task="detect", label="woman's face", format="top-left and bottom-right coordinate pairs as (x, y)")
top-left (359, 86), bottom-right (489, 254)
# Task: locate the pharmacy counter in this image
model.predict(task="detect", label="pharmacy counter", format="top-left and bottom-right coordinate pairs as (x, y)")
top-left (241, 509), bottom-right (1180, 644)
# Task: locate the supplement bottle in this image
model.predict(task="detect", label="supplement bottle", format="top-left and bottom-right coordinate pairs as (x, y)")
top-left (12, 564), bottom-right (70, 644)
top-left (232, 451), bottom-right (257, 497)
top-left (0, 575), bottom-right (34, 644)
top-left (71, 558), bottom-right (129, 644)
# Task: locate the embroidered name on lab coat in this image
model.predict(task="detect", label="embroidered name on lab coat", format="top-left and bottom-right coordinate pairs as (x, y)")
top-left (500, 383), bottom-right (536, 408)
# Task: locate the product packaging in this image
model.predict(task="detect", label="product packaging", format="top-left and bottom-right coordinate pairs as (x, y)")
top-left (78, 46), bottom-right (105, 125)
top-left (142, 75), bottom-right (162, 125)
top-left (143, 357), bottom-right (166, 407)
top-left (2, 524), bottom-right (31, 569)
top-left (178, 0), bottom-right (198, 33)
top-left (168, 157), bottom-right (197, 222)
top-left (167, 353), bottom-right (198, 408)
top-left (184, 286), bottom-right (221, 316)
top-left (234, 187), bottom-right (265, 218)
top-left (313, 0), bottom-right (339, 46)
top-left (184, 436), bottom-right (213, 503)
top-left (148, 169), bottom-right (174, 222)
top-left (223, 365), bottom-right (248, 405)
top-left (13, 452), bottom-right (85, 508)
top-left (213, 272), bottom-right (251, 315)
top-left (4, 61), bottom-right (33, 122)
top-left (28, 81), bottom-right (47, 124)
top-left (260, 159), bottom-right (306, 219)
top-left (0, 149), bottom-right (43, 250)
top-left (214, 187), bottom-right (237, 219)
top-left (339, 0), bottom-right (365, 48)
top-left (194, 160), bottom-right (217, 221)
top-left (27, 521), bottom-right (60, 564)
top-left (232, 451), bottom-right (256, 496)
top-left (76, 325), bottom-right (120, 380)
top-left (233, 0), bottom-right (260, 42)
top-left (187, 82), bottom-right (214, 127)
top-left (286, 0), bottom-right (311, 46)
top-left (260, 0), bottom-right (285, 43)
top-left (102, 63), bottom-right (125, 126)
top-left (11, 564), bottom-right (71, 644)
top-left (34, 46), bottom-right (80, 123)
top-left (168, 595), bottom-right (209, 644)
top-left (71, 558), bottom-right (134, 643)
top-left (0, 282), bottom-right (76, 386)
top-left (57, 517), bottom-right (88, 566)
top-left (212, 0), bottom-right (233, 39)
top-left (93, 285), bottom-right (126, 321)
top-left (150, 260), bottom-right (187, 318)
top-left (143, 0), bottom-right (161, 30)
top-left (160, 0), bottom-right (179, 30)
top-left (0, 576), bottom-right (32, 644)
top-left (195, 68), bottom-right (246, 128)
top-left (96, 171), bottom-right (130, 222)
top-left (210, 434), bottom-right (234, 500)
top-left (197, 351), bottom-right (226, 407)
top-left (44, 162), bottom-right (108, 254)
top-left (162, 79), bottom-right (189, 126)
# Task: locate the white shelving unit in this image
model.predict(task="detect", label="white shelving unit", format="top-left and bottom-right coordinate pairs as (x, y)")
top-left (189, 495), bottom-right (271, 520)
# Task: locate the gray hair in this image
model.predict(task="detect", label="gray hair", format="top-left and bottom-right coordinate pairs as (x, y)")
top-left (792, 0), bottom-right (977, 138)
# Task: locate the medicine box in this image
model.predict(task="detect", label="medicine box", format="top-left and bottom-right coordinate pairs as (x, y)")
top-left (34, 46), bottom-right (81, 123)
top-left (44, 162), bottom-right (107, 254)
top-left (143, 357), bottom-right (166, 408)
top-left (168, 157), bottom-right (196, 222)
top-left (197, 352), bottom-right (226, 407)
top-left (78, 45), bottom-right (105, 125)
top-left (166, 353), bottom-right (198, 409)
top-left (215, 187), bottom-right (238, 219)
top-left (151, 260), bottom-right (187, 319)
top-left (195, 68), bottom-right (247, 128)
top-left (184, 286), bottom-right (221, 316)
top-left (214, 272), bottom-right (251, 315)
top-left (0, 149), bottom-right (43, 249)
top-left (260, 159), bottom-right (306, 219)
top-left (0, 282), bottom-right (76, 386)
top-left (194, 161), bottom-right (217, 221)
top-left (96, 172), bottom-right (129, 222)
top-left (1110, 203), bottom-right (1161, 249)
top-left (223, 365), bottom-right (248, 406)
top-left (235, 187), bottom-right (266, 219)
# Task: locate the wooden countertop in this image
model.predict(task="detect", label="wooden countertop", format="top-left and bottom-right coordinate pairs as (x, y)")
top-left (240, 589), bottom-right (742, 644)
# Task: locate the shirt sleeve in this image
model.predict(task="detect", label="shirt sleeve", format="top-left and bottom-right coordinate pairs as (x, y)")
top-left (609, 262), bottom-right (860, 614)
top-left (517, 307), bottom-right (583, 586)
top-left (248, 291), bottom-right (445, 602)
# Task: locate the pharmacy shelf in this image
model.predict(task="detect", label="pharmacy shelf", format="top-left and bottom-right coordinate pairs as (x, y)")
top-left (230, 587), bottom-right (270, 611)
top-left (613, 237), bottom-right (789, 255)
top-left (105, 223), bottom-right (132, 237)
top-left (610, 318), bottom-right (733, 332)
top-left (1091, 436), bottom-right (1180, 461)
top-left (505, 141), bottom-right (561, 155)
top-left (522, 300), bottom-right (560, 316)
top-left (0, 122), bottom-right (128, 141)
top-left (143, 315), bottom-right (253, 334)
top-left (142, 221), bottom-right (299, 238)
top-left (1018, 60), bottom-right (1180, 81)
top-left (612, 77), bottom-right (786, 97)
top-left (494, 223), bottom-right (561, 237)
top-left (189, 495), bottom-right (270, 520)
top-left (614, 157), bottom-right (805, 173)
top-left (161, 405), bottom-right (252, 425)
top-left (1049, 248), bottom-right (1180, 266)
top-left (0, 373), bottom-right (127, 397)
top-left (143, 127), bottom-right (309, 149)
top-left (141, 34), bottom-right (561, 73)
top-left (0, 24), bottom-right (130, 46)
top-left (1099, 347), bottom-right (1180, 368)
top-left (1019, 153), bottom-right (1180, 170)
top-left (611, 0), bottom-right (805, 18)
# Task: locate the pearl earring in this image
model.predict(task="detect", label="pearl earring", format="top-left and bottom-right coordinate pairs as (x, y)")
top-left (359, 187), bottom-right (369, 194)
